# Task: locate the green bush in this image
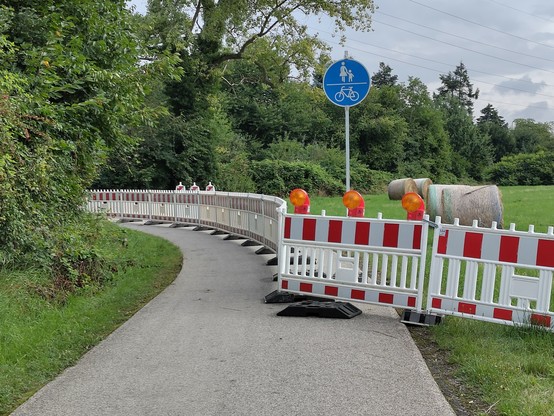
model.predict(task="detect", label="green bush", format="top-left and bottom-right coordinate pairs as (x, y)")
top-left (486, 151), bottom-right (554, 186)
top-left (250, 160), bottom-right (343, 197)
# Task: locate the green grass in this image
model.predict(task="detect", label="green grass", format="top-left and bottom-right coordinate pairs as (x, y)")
top-left (303, 185), bottom-right (554, 416)
top-left (0, 222), bottom-right (182, 416)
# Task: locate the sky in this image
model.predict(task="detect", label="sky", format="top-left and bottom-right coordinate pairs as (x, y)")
top-left (126, 0), bottom-right (554, 124)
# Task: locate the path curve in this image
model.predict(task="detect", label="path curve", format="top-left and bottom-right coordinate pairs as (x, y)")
top-left (12, 223), bottom-right (455, 416)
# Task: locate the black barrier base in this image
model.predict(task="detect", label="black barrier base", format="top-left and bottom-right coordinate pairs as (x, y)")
top-left (211, 230), bottom-right (228, 236)
top-left (143, 220), bottom-right (167, 225)
top-left (169, 222), bottom-right (195, 228)
top-left (224, 235), bottom-right (244, 241)
top-left (263, 290), bottom-right (332, 304)
top-left (255, 247), bottom-right (274, 255)
top-left (193, 226), bottom-right (213, 232)
top-left (241, 240), bottom-right (261, 247)
top-left (266, 257), bottom-right (278, 266)
top-left (117, 219), bottom-right (143, 223)
top-left (277, 301), bottom-right (362, 319)
top-left (401, 310), bottom-right (442, 326)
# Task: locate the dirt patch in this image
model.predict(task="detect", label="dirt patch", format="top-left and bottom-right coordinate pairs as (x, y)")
top-left (407, 324), bottom-right (500, 416)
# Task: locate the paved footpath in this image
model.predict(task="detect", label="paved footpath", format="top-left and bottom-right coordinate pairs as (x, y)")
top-left (12, 223), bottom-right (455, 416)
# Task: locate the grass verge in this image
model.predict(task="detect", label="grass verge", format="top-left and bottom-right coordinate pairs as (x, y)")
top-left (0, 221), bottom-right (182, 415)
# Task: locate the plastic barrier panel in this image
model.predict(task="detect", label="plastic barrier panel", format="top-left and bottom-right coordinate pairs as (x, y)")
top-left (278, 213), bottom-right (430, 311)
top-left (427, 218), bottom-right (554, 331)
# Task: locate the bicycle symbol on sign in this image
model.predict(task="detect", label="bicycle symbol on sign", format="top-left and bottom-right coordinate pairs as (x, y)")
top-left (334, 86), bottom-right (360, 103)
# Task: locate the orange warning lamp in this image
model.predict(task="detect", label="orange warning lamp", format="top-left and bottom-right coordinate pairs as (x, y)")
top-left (402, 192), bottom-right (425, 220)
top-left (290, 188), bottom-right (310, 214)
top-left (343, 190), bottom-right (365, 217)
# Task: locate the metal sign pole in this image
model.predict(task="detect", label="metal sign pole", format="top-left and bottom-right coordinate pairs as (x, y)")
top-left (345, 106), bottom-right (350, 192)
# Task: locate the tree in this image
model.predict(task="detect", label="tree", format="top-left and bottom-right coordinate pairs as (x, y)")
top-left (400, 77), bottom-right (453, 181)
top-left (511, 118), bottom-right (554, 154)
top-left (476, 104), bottom-right (514, 161)
top-left (0, 1), bottom-right (155, 262)
top-left (437, 96), bottom-right (493, 181)
top-left (141, 0), bottom-right (375, 114)
top-left (435, 62), bottom-right (479, 114)
top-left (372, 62), bottom-right (398, 88)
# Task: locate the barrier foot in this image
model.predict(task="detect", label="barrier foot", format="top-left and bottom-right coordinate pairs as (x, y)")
top-left (169, 222), bottom-right (195, 228)
top-left (193, 226), bottom-right (213, 232)
top-left (264, 290), bottom-right (332, 304)
top-left (401, 310), bottom-right (442, 327)
top-left (255, 247), bottom-right (274, 255)
top-left (117, 219), bottom-right (143, 223)
top-left (211, 230), bottom-right (228, 236)
top-left (224, 235), bottom-right (244, 241)
top-left (241, 240), bottom-right (261, 247)
top-left (277, 301), bottom-right (362, 319)
top-left (144, 220), bottom-right (167, 225)
top-left (266, 257), bottom-right (278, 266)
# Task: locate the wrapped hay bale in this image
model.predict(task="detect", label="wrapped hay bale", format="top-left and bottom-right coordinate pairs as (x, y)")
top-left (413, 178), bottom-right (433, 201)
top-left (426, 185), bottom-right (504, 228)
top-left (387, 178), bottom-right (418, 200)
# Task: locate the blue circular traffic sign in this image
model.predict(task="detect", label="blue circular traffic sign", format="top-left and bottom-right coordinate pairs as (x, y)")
top-left (323, 59), bottom-right (371, 107)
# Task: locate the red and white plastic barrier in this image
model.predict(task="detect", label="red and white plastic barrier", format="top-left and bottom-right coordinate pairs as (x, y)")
top-left (278, 213), bottom-right (430, 311)
top-left (427, 218), bottom-right (554, 330)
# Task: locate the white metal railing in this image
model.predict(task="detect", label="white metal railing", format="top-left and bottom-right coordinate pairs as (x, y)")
top-left (86, 189), bottom-right (287, 252)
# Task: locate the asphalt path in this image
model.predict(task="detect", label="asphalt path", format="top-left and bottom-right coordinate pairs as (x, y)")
top-left (12, 223), bottom-right (455, 416)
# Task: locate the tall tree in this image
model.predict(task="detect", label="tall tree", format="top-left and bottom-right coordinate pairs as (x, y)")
top-left (435, 62), bottom-right (479, 114)
top-left (371, 62), bottom-right (398, 88)
top-left (476, 104), bottom-right (514, 161)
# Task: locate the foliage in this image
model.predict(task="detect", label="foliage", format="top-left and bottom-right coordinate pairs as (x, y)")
top-left (511, 118), bottom-right (554, 154)
top-left (486, 151), bottom-right (554, 186)
top-left (371, 62), bottom-right (398, 87)
top-left (250, 159), bottom-right (343, 196)
top-left (435, 61), bottom-right (479, 113)
top-left (0, 1), bottom-right (175, 279)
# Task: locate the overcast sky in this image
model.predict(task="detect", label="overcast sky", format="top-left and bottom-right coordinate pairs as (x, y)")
top-left (127, 0), bottom-right (554, 124)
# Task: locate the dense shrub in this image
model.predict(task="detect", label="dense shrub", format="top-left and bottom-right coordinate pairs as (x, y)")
top-left (485, 151), bottom-right (554, 186)
top-left (250, 160), bottom-right (343, 197)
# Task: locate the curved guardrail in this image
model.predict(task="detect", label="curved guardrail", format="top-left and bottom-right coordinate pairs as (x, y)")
top-left (86, 190), bottom-right (287, 252)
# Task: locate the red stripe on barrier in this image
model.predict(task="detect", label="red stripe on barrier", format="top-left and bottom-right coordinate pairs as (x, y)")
top-left (536, 239), bottom-right (554, 267)
top-left (379, 293), bottom-right (394, 304)
top-left (299, 282), bottom-right (313, 293)
top-left (325, 286), bottom-right (338, 297)
top-left (302, 218), bottom-right (316, 241)
top-left (530, 314), bottom-right (551, 327)
top-left (463, 232), bottom-right (483, 259)
top-left (412, 224), bottom-right (422, 250)
top-left (351, 289), bottom-right (365, 300)
top-left (281, 280), bottom-right (288, 290)
top-left (355, 221), bottom-right (370, 245)
top-left (407, 296), bottom-right (416, 308)
top-left (438, 230), bottom-right (448, 254)
top-left (328, 220), bottom-right (343, 243)
top-left (432, 298), bottom-right (442, 309)
top-left (458, 302), bottom-right (476, 314)
top-left (499, 235), bottom-right (519, 263)
top-left (284, 217), bottom-right (291, 239)
top-left (493, 308), bottom-right (513, 321)
top-left (383, 223), bottom-right (399, 247)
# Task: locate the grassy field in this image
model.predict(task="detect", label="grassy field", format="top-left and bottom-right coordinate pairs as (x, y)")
top-left (305, 185), bottom-right (554, 416)
top-left (0, 221), bottom-right (182, 415)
